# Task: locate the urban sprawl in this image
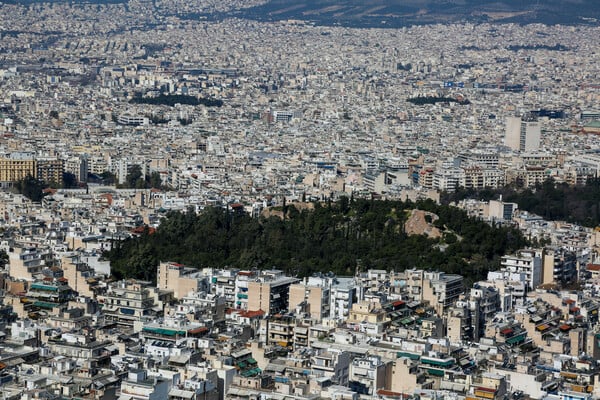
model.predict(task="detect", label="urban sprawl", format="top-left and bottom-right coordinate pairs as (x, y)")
top-left (0, 1), bottom-right (600, 400)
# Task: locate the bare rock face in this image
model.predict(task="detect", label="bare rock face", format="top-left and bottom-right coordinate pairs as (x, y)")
top-left (261, 202), bottom-right (315, 220)
top-left (404, 209), bottom-right (442, 239)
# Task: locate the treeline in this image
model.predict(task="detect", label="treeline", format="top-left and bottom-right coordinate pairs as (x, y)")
top-left (507, 44), bottom-right (569, 52)
top-left (129, 94), bottom-right (223, 107)
top-left (407, 95), bottom-right (470, 105)
top-left (442, 178), bottom-right (600, 228)
top-left (105, 199), bottom-right (527, 284)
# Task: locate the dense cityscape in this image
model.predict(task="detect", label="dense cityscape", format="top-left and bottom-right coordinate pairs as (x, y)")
top-left (0, 0), bottom-right (599, 399)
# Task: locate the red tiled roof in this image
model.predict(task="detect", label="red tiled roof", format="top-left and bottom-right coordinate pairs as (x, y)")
top-left (587, 264), bottom-right (600, 271)
top-left (187, 327), bottom-right (209, 335)
top-left (240, 310), bottom-right (265, 319)
top-left (559, 324), bottom-right (572, 331)
top-left (392, 300), bottom-right (405, 307)
top-left (476, 387), bottom-right (497, 393)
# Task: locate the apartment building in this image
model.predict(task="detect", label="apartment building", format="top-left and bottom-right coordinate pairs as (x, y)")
top-left (157, 261), bottom-right (210, 300)
top-left (0, 152), bottom-right (36, 187)
top-left (500, 249), bottom-right (543, 290)
top-left (247, 270), bottom-right (299, 315)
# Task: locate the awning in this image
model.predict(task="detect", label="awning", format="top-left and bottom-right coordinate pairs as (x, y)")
top-left (506, 333), bottom-right (526, 345)
top-left (500, 328), bottom-right (513, 335)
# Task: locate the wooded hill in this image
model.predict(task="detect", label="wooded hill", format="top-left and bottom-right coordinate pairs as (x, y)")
top-left (106, 198), bottom-right (528, 285)
top-left (442, 178), bottom-right (600, 228)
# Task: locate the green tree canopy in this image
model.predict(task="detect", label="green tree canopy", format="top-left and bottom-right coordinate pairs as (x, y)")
top-left (105, 199), bottom-right (528, 286)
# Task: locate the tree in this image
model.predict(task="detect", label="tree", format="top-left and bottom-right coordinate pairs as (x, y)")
top-left (14, 175), bottom-right (46, 202)
top-left (0, 249), bottom-right (8, 269)
top-left (62, 172), bottom-right (78, 188)
top-left (147, 171), bottom-right (162, 189)
top-left (125, 165), bottom-right (144, 188)
top-left (104, 199), bottom-right (527, 283)
top-left (100, 171), bottom-right (117, 185)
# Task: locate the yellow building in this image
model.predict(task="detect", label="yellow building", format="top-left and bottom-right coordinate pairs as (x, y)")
top-left (288, 283), bottom-right (328, 321)
top-left (61, 253), bottom-right (100, 298)
top-left (156, 261), bottom-right (205, 300)
top-left (347, 301), bottom-right (388, 333)
top-left (0, 156), bottom-right (36, 185)
top-left (247, 271), bottom-right (299, 315)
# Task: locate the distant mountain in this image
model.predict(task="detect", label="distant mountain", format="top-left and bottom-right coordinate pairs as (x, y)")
top-left (227, 0), bottom-right (600, 27)
top-left (5, 0), bottom-right (600, 26)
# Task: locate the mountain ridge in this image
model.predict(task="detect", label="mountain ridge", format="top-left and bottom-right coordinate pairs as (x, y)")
top-left (230, 0), bottom-right (600, 27)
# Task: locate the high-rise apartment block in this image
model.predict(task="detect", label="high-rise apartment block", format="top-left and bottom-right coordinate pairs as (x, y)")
top-left (505, 114), bottom-right (541, 152)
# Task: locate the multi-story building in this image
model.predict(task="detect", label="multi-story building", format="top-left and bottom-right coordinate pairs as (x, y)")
top-left (247, 270), bottom-right (299, 315)
top-left (463, 166), bottom-right (505, 190)
top-left (64, 155), bottom-right (89, 183)
top-left (348, 355), bottom-right (391, 396)
top-left (505, 114), bottom-right (541, 152)
top-left (36, 157), bottom-right (64, 186)
top-left (234, 271), bottom-right (255, 311)
top-left (47, 332), bottom-right (112, 369)
top-left (542, 248), bottom-right (577, 286)
top-left (347, 301), bottom-right (388, 334)
top-left (265, 314), bottom-right (296, 348)
top-left (329, 277), bottom-right (357, 321)
top-left (421, 271), bottom-right (464, 316)
top-left (100, 280), bottom-right (159, 329)
top-left (311, 348), bottom-right (352, 385)
top-left (432, 168), bottom-right (465, 192)
top-left (0, 152), bottom-right (36, 188)
top-left (212, 268), bottom-right (238, 309)
top-left (500, 249), bottom-right (543, 290)
top-left (488, 199), bottom-right (518, 222)
top-left (7, 246), bottom-right (50, 281)
top-left (157, 261), bottom-right (210, 300)
top-left (467, 285), bottom-right (501, 340)
top-left (60, 253), bottom-right (101, 298)
top-left (288, 279), bottom-right (330, 322)
top-left (26, 280), bottom-right (76, 312)
top-left (120, 369), bottom-right (175, 400)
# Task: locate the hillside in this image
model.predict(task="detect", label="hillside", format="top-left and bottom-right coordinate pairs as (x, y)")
top-left (7, 0), bottom-right (600, 26)
top-left (105, 199), bottom-right (528, 285)
top-left (228, 0), bottom-right (600, 27)
top-left (442, 178), bottom-right (600, 228)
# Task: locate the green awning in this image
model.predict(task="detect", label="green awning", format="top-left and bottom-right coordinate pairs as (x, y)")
top-left (241, 368), bottom-right (261, 377)
top-left (397, 352), bottom-right (420, 360)
top-left (143, 327), bottom-right (186, 336)
top-left (247, 358), bottom-right (257, 365)
top-left (31, 284), bottom-right (59, 292)
top-left (33, 301), bottom-right (58, 309)
top-left (427, 368), bottom-right (445, 376)
top-left (506, 333), bottom-right (526, 345)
